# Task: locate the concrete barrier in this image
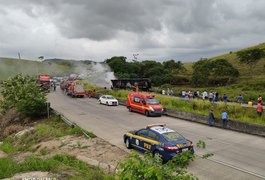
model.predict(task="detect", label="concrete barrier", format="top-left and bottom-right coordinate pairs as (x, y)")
top-left (118, 99), bottom-right (265, 137)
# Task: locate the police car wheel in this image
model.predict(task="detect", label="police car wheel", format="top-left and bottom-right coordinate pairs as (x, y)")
top-left (153, 151), bottom-right (162, 159)
top-left (99, 100), bottom-right (102, 104)
top-left (125, 138), bottom-right (131, 149)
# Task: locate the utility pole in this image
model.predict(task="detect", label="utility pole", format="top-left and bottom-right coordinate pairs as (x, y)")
top-left (18, 52), bottom-right (21, 59)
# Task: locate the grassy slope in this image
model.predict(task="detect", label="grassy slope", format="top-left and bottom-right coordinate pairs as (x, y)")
top-left (0, 58), bottom-right (71, 80)
top-left (183, 42), bottom-right (265, 81)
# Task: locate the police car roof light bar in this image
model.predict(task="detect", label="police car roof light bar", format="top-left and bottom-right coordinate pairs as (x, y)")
top-left (147, 123), bottom-right (166, 128)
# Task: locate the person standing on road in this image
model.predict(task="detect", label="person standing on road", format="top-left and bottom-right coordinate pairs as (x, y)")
top-left (208, 108), bottom-right (215, 126)
top-left (257, 103), bottom-right (263, 117)
top-left (53, 82), bottom-right (56, 91)
top-left (221, 110), bottom-right (228, 128)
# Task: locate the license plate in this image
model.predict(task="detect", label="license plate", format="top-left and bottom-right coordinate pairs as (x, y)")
top-left (181, 148), bottom-right (188, 152)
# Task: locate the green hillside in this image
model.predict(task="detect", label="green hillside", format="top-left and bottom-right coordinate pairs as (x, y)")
top-left (0, 58), bottom-right (93, 80)
top-left (0, 58), bottom-right (66, 80)
top-left (183, 42), bottom-right (265, 81)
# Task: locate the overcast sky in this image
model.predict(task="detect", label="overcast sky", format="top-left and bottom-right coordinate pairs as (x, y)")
top-left (0, 0), bottom-right (265, 62)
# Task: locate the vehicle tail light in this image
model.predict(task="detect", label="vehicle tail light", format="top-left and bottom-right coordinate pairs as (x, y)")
top-left (164, 146), bottom-right (179, 151)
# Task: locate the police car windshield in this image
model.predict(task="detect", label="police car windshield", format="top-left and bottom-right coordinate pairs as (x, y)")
top-left (146, 98), bottom-right (159, 105)
top-left (162, 132), bottom-right (184, 141)
top-left (106, 96), bottom-right (115, 99)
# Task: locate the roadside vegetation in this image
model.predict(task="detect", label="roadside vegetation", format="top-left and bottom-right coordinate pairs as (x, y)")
top-left (0, 154), bottom-right (112, 179)
top-left (0, 115), bottom-right (96, 154)
top-left (117, 151), bottom-right (196, 180)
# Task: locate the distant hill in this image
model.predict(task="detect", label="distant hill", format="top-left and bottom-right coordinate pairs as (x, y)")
top-left (183, 42), bottom-right (265, 82)
top-left (0, 58), bottom-right (69, 80)
top-left (0, 58), bottom-right (115, 87)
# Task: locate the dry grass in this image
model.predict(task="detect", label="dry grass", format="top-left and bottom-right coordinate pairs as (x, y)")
top-left (0, 109), bottom-right (30, 139)
top-left (2, 125), bottom-right (25, 137)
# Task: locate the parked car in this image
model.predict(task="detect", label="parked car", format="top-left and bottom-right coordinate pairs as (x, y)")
top-left (123, 124), bottom-right (194, 162)
top-left (99, 95), bottom-right (119, 106)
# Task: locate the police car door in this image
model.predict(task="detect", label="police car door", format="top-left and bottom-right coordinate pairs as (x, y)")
top-left (134, 129), bottom-right (149, 152)
top-left (143, 130), bottom-right (159, 152)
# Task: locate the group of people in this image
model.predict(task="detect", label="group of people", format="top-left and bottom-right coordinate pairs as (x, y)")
top-left (208, 95), bottom-right (263, 128)
top-left (208, 109), bottom-right (229, 128)
top-left (181, 90), bottom-right (227, 103)
top-left (181, 90), bottom-right (200, 99)
top-left (162, 88), bottom-right (174, 96)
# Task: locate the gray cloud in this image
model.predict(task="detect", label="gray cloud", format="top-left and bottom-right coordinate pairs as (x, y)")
top-left (0, 0), bottom-right (265, 62)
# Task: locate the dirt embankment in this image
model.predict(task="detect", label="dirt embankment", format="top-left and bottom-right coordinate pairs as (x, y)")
top-left (0, 109), bottom-right (128, 179)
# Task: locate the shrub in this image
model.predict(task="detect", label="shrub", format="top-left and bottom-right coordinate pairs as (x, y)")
top-left (117, 151), bottom-right (196, 180)
top-left (0, 74), bottom-right (47, 117)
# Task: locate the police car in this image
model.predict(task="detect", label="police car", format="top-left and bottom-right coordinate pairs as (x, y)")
top-left (123, 124), bottom-right (194, 162)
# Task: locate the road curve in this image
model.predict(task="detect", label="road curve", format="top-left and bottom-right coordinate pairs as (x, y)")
top-left (48, 90), bottom-right (265, 180)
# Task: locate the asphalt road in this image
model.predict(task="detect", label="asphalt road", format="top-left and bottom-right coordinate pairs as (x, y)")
top-left (48, 90), bottom-right (265, 180)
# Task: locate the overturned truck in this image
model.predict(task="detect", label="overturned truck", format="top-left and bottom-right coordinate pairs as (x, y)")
top-left (111, 78), bottom-right (151, 91)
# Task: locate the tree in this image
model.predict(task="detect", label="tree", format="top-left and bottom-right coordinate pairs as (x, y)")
top-left (191, 59), bottom-right (211, 86)
top-left (105, 56), bottom-right (127, 75)
top-left (191, 59), bottom-right (239, 86)
top-left (0, 74), bottom-right (47, 117)
top-left (236, 48), bottom-right (265, 77)
top-left (163, 60), bottom-right (186, 74)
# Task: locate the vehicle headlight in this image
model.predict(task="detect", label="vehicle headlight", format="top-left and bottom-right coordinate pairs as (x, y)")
top-left (149, 106), bottom-right (154, 111)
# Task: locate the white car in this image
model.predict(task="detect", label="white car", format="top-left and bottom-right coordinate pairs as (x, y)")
top-left (99, 95), bottom-right (119, 106)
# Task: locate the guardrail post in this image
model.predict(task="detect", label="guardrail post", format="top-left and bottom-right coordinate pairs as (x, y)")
top-left (46, 102), bottom-right (50, 119)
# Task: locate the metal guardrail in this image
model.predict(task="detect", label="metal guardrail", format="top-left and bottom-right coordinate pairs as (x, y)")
top-left (52, 109), bottom-right (76, 127)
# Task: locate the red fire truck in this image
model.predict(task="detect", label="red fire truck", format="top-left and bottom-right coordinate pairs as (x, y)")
top-left (67, 81), bottom-right (86, 98)
top-left (38, 74), bottom-right (51, 92)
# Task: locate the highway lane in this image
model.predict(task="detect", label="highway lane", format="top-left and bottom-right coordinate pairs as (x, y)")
top-left (48, 90), bottom-right (265, 180)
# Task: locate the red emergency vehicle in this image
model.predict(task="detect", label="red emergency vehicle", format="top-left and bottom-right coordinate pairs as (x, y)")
top-left (126, 92), bottom-right (164, 117)
top-left (67, 81), bottom-right (86, 98)
top-left (38, 74), bottom-right (51, 92)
